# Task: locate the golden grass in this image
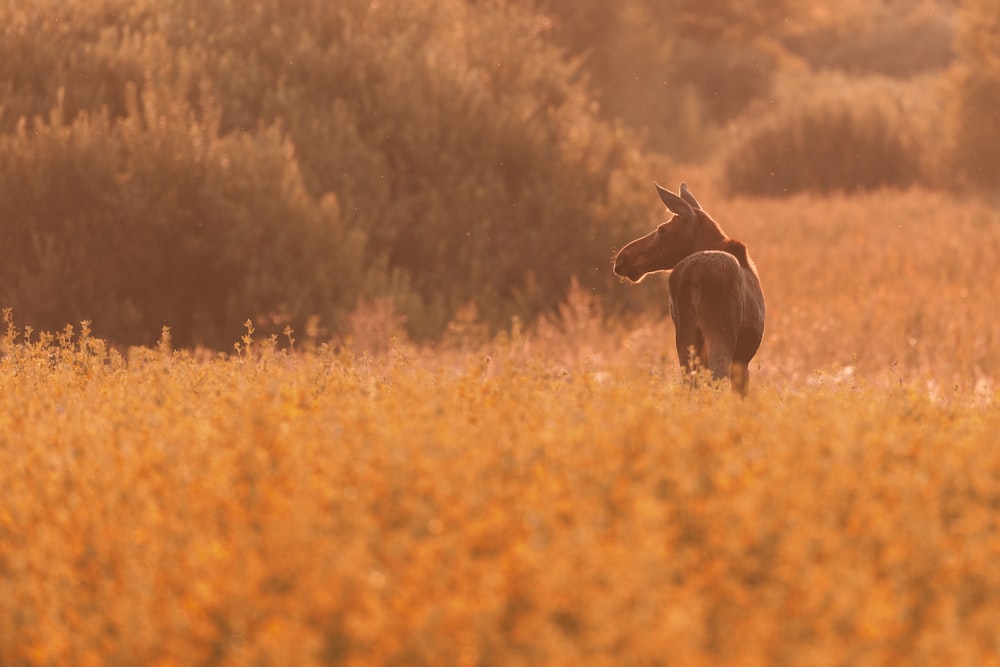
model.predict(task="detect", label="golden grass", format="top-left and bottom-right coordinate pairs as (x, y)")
top-left (3, 190), bottom-right (1000, 665)
top-left (688, 188), bottom-right (1000, 388)
top-left (1, 334), bottom-right (999, 664)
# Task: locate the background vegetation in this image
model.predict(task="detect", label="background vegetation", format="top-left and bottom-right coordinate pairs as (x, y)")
top-left (1, 0), bottom-right (996, 347)
top-left (1, 0), bottom-right (650, 346)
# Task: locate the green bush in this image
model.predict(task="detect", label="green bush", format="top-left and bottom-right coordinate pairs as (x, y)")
top-left (0, 0), bottom-right (651, 345)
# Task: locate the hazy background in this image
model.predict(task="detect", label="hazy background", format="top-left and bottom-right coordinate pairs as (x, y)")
top-left (1, 0), bottom-right (994, 349)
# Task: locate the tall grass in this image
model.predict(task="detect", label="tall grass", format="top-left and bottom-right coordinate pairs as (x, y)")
top-left (1, 308), bottom-right (999, 666)
top-left (709, 189), bottom-right (1000, 387)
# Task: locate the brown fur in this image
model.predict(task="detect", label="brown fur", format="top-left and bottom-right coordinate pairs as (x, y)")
top-left (613, 183), bottom-right (765, 395)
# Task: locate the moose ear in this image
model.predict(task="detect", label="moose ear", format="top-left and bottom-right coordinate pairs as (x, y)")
top-left (655, 182), bottom-right (695, 221)
top-left (679, 182), bottom-right (702, 210)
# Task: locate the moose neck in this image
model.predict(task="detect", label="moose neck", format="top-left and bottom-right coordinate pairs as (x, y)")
top-left (695, 212), bottom-right (755, 272)
top-left (692, 212), bottom-right (728, 253)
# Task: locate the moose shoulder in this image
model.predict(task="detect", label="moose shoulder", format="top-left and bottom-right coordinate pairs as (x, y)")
top-left (613, 182), bottom-right (765, 395)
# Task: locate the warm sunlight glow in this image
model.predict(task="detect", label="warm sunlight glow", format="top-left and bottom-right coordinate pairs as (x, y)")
top-left (1, 0), bottom-right (998, 664)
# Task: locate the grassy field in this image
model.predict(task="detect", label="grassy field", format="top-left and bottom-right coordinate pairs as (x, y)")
top-left (3, 191), bottom-right (1000, 666)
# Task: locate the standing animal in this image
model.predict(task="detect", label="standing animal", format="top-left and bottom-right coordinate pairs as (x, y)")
top-left (613, 182), bottom-right (765, 395)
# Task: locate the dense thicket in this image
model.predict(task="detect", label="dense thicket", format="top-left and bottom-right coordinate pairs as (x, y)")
top-left (0, 0), bottom-right (652, 346)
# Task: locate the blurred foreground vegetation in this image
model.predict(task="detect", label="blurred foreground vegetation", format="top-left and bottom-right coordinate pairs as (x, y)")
top-left (2, 312), bottom-right (999, 666)
top-left (1, 0), bottom-right (998, 347)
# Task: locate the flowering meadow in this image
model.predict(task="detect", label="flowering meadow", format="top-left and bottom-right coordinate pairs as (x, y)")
top-left (2, 295), bottom-right (1000, 666)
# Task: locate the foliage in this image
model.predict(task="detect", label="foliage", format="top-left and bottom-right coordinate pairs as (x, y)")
top-left (721, 74), bottom-right (930, 196)
top-left (950, 0), bottom-right (1000, 189)
top-left (782, 2), bottom-right (954, 76)
top-left (530, 0), bottom-right (789, 156)
top-left (0, 0), bottom-right (986, 346)
top-left (0, 0), bottom-right (650, 345)
top-left (0, 82), bottom-right (363, 349)
top-left (1, 305), bottom-right (999, 665)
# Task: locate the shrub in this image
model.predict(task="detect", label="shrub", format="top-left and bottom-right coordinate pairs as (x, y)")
top-left (0, 82), bottom-right (365, 348)
top-left (245, 0), bottom-right (652, 337)
top-left (0, 0), bottom-right (652, 345)
top-left (722, 75), bottom-right (927, 196)
top-left (950, 0), bottom-right (1000, 190)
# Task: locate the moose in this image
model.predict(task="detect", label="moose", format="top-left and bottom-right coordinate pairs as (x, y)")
top-left (614, 183), bottom-right (765, 395)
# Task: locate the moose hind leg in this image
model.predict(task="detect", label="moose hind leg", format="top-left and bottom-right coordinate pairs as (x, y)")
top-left (705, 343), bottom-right (735, 386)
top-left (730, 362), bottom-right (750, 397)
top-left (702, 326), bottom-right (738, 388)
